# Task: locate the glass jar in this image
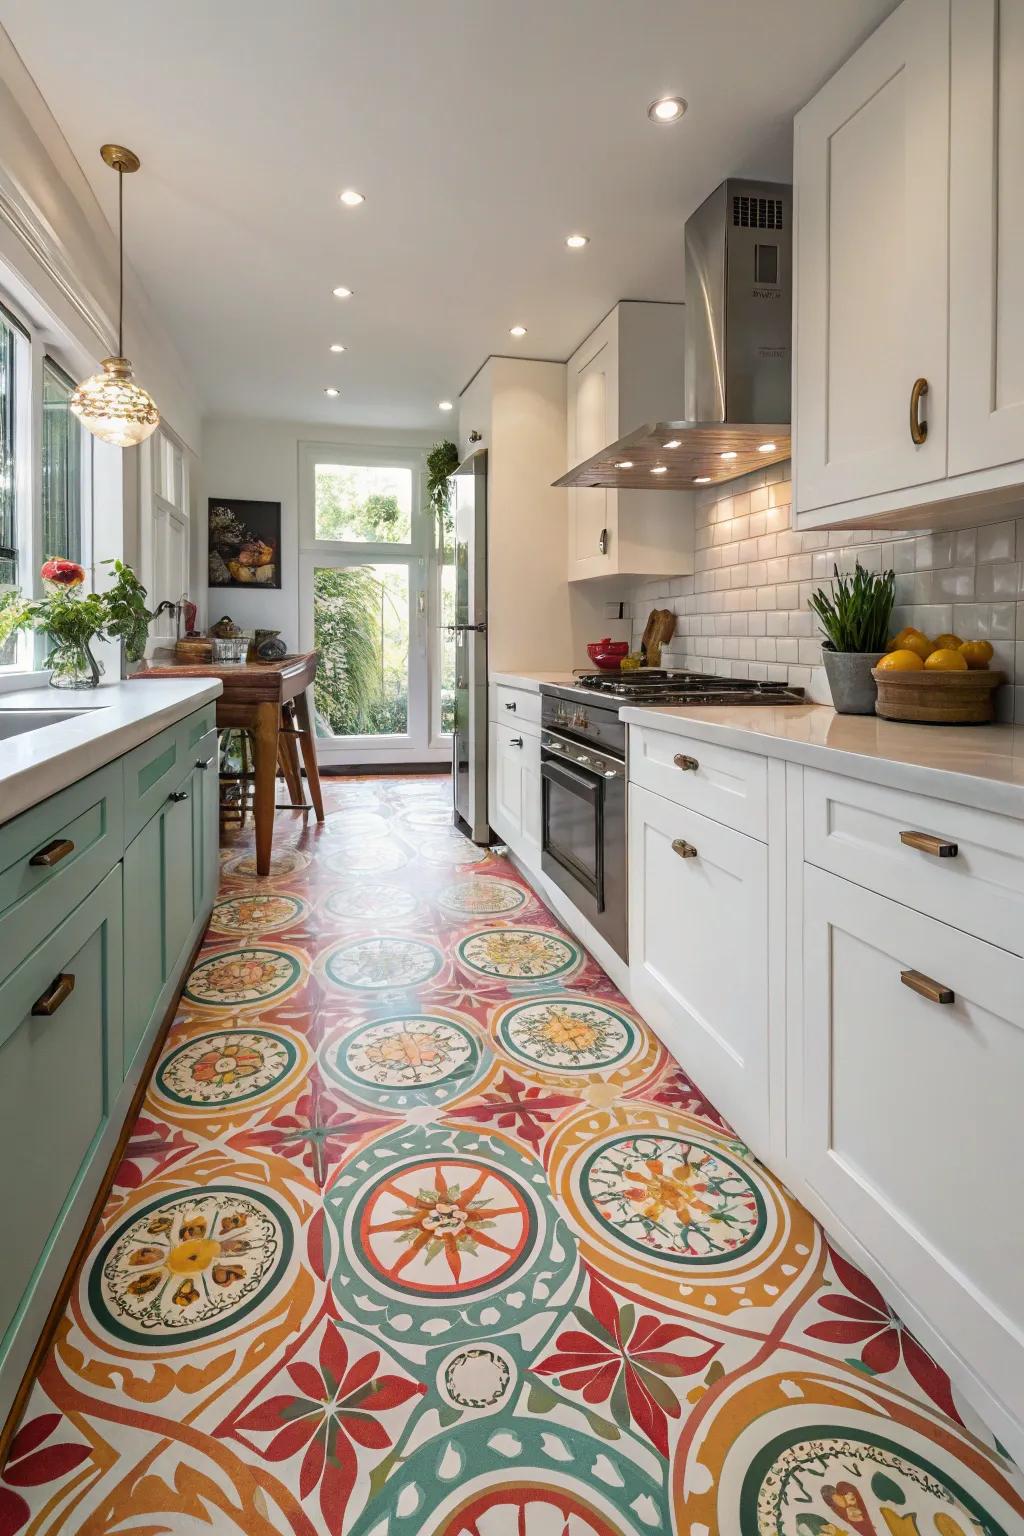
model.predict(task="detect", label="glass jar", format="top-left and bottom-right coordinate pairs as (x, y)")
top-left (48, 638), bottom-right (102, 689)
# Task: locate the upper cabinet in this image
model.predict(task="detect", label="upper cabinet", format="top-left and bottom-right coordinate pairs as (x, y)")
top-left (793, 0), bottom-right (1024, 530)
top-left (567, 302), bottom-right (694, 580)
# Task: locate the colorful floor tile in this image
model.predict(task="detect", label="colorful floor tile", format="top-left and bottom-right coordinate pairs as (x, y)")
top-left (3, 774), bottom-right (1022, 1536)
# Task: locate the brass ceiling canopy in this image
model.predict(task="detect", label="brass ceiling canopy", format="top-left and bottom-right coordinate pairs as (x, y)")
top-left (100, 143), bottom-right (141, 174)
top-left (553, 421), bottom-right (791, 491)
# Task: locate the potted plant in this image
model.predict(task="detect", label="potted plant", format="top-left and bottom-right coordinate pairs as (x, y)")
top-left (0, 557), bottom-right (155, 688)
top-left (808, 563), bottom-right (895, 714)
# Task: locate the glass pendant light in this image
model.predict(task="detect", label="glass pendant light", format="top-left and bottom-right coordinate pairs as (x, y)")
top-left (70, 145), bottom-right (160, 448)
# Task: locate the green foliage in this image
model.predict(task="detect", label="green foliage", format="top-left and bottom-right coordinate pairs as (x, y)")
top-left (808, 563), bottom-right (895, 653)
top-left (314, 466), bottom-right (408, 543)
top-left (313, 567), bottom-right (382, 734)
top-left (426, 440), bottom-right (459, 522)
top-left (102, 558), bottom-right (152, 662)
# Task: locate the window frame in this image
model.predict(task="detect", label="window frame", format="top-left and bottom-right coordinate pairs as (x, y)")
top-left (298, 440), bottom-right (423, 555)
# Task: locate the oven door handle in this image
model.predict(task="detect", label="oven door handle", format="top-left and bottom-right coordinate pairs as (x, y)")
top-left (541, 756), bottom-right (601, 803)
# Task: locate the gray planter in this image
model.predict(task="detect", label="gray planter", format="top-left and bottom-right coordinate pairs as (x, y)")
top-left (821, 645), bottom-right (886, 715)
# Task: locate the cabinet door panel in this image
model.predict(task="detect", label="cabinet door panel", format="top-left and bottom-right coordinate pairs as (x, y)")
top-left (799, 864), bottom-right (1024, 1425)
top-left (164, 792), bottom-right (195, 981)
top-left (628, 783), bottom-right (768, 1146)
top-left (191, 730), bottom-right (220, 918)
top-left (122, 814), bottom-right (164, 1076)
top-left (492, 722), bottom-right (526, 846)
top-left (794, 0), bottom-right (949, 513)
top-left (568, 341), bottom-right (614, 578)
top-left (949, 0), bottom-right (1024, 474)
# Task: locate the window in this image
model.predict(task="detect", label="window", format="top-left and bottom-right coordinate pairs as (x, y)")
top-left (0, 305), bottom-right (23, 589)
top-left (314, 462), bottom-right (412, 543)
top-left (41, 357), bottom-right (82, 563)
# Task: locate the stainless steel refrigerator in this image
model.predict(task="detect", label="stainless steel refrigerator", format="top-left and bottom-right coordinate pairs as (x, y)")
top-left (450, 449), bottom-right (488, 842)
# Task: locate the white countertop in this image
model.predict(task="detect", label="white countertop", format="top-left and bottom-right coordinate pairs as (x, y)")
top-left (0, 677), bottom-right (222, 826)
top-left (490, 670), bottom-right (580, 692)
top-left (622, 702), bottom-right (1024, 817)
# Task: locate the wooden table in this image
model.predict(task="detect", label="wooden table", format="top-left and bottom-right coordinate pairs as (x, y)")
top-left (133, 650), bottom-right (325, 875)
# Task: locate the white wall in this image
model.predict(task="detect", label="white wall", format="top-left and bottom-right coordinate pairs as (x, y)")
top-left (199, 418), bottom-right (437, 643)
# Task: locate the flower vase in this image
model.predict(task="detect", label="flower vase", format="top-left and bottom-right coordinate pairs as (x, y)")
top-left (48, 639), bottom-right (101, 689)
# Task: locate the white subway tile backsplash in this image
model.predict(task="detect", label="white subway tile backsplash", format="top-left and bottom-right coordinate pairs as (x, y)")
top-left (616, 462), bottom-right (1024, 717)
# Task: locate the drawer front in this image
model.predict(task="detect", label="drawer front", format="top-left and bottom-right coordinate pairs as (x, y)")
top-left (0, 761), bottom-right (123, 982)
top-left (123, 716), bottom-right (195, 842)
top-left (803, 766), bottom-right (1024, 956)
top-left (628, 782), bottom-right (769, 1148)
top-left (799, 864), bottom-right (1024, 1422)
top-left (0, 865), bottom-right (123, 1362)
top-left (492, 684), bottom-right (541, 727)
top-left (629, 724), bottom-right (768, 840)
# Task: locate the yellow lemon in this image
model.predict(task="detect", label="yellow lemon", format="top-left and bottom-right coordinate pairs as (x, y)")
top-left (876, 649), bottom-right (925, 672)
top-left (924, 647), bottom-right (968, 671)
top-left (959, 639), bottom-right (994, 670)
top-left (933, 632), bottom-right (963, 651)
top-left (899, 633), bottom-right (935, 661)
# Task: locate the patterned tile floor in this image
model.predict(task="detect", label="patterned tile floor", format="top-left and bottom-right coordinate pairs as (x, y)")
top-left (3, 774), bottom-right (1022, 1536)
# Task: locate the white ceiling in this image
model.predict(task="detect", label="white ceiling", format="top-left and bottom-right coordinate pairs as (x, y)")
top-left (1, 0), bottom-right (896, 430)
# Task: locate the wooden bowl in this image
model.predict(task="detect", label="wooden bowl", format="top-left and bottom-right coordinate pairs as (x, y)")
top-left (175, 637), bottom-right (213, 664)
top-left (871, 666), bottom-right (1006, 723)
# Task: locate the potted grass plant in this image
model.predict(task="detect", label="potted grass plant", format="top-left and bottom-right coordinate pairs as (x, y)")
top-left (808, 563), bottom-right (895, 714)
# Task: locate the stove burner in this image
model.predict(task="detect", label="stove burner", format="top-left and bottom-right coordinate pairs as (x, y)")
top-left (566, 669), bottom-right (805, 705)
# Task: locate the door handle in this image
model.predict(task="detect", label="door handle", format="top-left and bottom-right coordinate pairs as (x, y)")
top-left (168, 789), bottom-right (190, 802)
top-left (909, 377), bottom-right (928, 445)
top-left (194, 759), bottom-right (210, 770)
top-left (510, 736), bottom-right (524, 748)
top-left (900, 968), bottom-right (954, 1005)
top-left (899, 830), bottom-right (957, 858)
top-left (672, 838), bottom-right (698, 858)
top-left (598, 528), bottom-right (609, 555)
top-left (30, 837), bottom-right (75, 867)
top-left (673, 754), bottom-right (699, 772)
top-left (32, 972), bottom-right (76, 1017)
top-left (505, 701), bottom-right (517, 711)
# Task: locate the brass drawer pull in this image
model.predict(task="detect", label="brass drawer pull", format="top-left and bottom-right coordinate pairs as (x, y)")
top-left (910, 376), bottom-right (929, 445)
top-left (168, 789), bottom-right (190, 802)
top-left (901, 968), bottom-right (954, 1005)
top-left (900, 830), bottom-right (958, 858)
top-left (672, 838), bottom-right (698, 859)
top-left (673, 754), bottom-right (699, 772)
top-left (32, 972), bottom-right (76, 1017)
top-left (29, 837), bottom-right (75, 868)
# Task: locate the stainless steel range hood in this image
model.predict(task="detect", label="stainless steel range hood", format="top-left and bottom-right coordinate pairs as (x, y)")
top-left (554, 178), bottom-right (792, 491)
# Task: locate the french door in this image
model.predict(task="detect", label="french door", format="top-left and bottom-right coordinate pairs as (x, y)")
top-left (298, 443), bottom-right (450, 767)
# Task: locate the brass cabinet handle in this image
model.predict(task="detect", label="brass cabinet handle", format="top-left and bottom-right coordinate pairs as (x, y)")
top-left (32, 972), bottom-right (76, 1017)
top-left (672, 838), bottom-right (698, 858)
top-left (900, 829), bottom-right (958, 859)
top-left (504, 701), bottom-right (517, 711)
top-left (673, 754), bottom-right (699, 772)
top-left (901, 968), bottom-right (954, 1005)
top-left (910, 377), bottom-right (929, 445)
top-left (168, 789), bottom-right (190, 802)
top-left (29, 837), bottom-right (75, 867)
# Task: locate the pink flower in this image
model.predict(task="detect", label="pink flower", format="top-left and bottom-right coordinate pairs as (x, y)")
top-left (39, 560), bottom-right (85, 588)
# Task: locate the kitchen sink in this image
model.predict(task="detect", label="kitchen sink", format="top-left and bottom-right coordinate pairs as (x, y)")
top-left (0, 708), bottom-right (88, 740)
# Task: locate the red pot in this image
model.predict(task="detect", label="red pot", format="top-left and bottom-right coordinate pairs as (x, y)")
top-left (587, 638), bottom-right (629, 671)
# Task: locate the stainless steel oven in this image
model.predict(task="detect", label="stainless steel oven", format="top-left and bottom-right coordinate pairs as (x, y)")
top-left (540, 718), bottom-right (627, 962)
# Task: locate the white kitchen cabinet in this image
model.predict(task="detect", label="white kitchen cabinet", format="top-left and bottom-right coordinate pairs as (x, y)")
top-left (628, 781), bottom-right (769, 1149)
top-left (948, 0), bottom-right (1024, 476)
top-left (797, 862), bottom-right (1024, 1433)
top-left (489, 719), bottom-right (541, 860)
top-left (567, 302), bottom-right (694, 580)
top-left (793, 0), bottom-right (949, 519)
top-left (793, 0), bottom-right (1024, 529)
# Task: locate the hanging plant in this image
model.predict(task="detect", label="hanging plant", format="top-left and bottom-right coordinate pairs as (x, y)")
top-left (426, 440), bottom-right (459, 520)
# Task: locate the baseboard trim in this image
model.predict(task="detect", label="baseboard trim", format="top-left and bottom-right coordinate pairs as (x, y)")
top-left (0, 918), bottom-right (210, 1468)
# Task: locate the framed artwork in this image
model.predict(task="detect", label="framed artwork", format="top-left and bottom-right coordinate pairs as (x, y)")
top-left (208, 498), bottom-right (282, 588)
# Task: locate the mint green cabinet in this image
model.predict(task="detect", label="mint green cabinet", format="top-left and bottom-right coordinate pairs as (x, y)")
top-left (0, 863), bottom-right (123, 1399)
top-left (192, 729), bottom-right (220, 918)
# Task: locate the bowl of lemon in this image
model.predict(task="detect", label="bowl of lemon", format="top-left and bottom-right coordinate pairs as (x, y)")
top-left (872, 629), bottom-right (1005, 723)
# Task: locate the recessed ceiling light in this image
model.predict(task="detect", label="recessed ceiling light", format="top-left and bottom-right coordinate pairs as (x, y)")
top-left (332, 286), bottom-right (353, 299)
top-left (663, 439), bottom-right (681, 449)
top-left (324, 387), bottom-right (339, 397)
top-left (439, 400), bottom-right (453, 411)
top-left (694, 475), bottom-right (712, 484)
top-left (720, 450), bottom-right (738, 461)
top-left (339, 189), bottom-right (365, 206)
top-left (758, 441), bottom-right (777, 453)
top-left (648, 96), bottom-right (688, 124)
top-left (509, 324), bottom-right (527, 337)
top-left (565, 234), bottom-right (589, 249)
top-left (616, 460), bottom-right (634, 469)
top-left (329, 343), bottom-right (346, 353)
top-left (651, 464), bottom-right (668, 475)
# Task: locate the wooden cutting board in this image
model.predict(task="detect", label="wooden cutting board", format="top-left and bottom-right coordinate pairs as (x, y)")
top-left (641, 608), bottom-right (676, 667)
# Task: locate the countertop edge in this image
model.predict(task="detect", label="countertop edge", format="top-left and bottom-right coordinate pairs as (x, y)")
top-left (621, 704), bottom-right (1024, 818)
top-left (0, 679), bottom-right (223, 827)
top-left (489, 671), bottom-right (580, 693)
